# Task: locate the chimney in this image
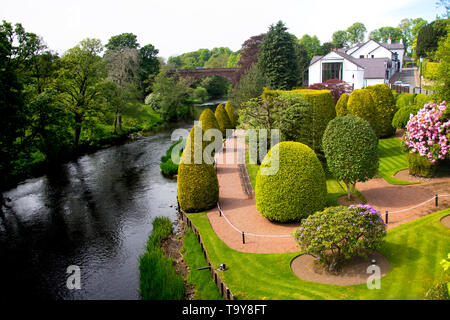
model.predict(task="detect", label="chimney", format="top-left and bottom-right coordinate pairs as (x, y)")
top-left (387, 36), bottom-right (392, 44)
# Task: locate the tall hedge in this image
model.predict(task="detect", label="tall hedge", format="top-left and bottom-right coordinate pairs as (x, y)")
top-left (366, 84), bottom-right (396, 137)
top-left (271, 89), bottom-right (336, 153)
top-left (255, 141), bottom-right (327, 222)
top-left (347, 89), bottom-right (378, 137)
top-left (335, 93), bottom-right (349, 116)
top-left (414, 94), bottom-right (434, 108)
top-left (199, 108), bottom-right (220, 133)
top-left (224, 101), bottom-right (238, 128)
top-left (215, 104), bottom-right (233, 137)
top-left (177, 125), bottom-right (219, 213)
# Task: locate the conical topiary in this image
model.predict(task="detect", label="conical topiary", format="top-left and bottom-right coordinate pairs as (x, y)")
top-left (215, 104), bottom-right (233, 137)
top-left (335, 93), bottom-right (349, 117)
top-left (347, 89), bottom-right (379, 137)
top-left (224, 101), bottom-right (238, 128)
top-left (366, 84), bottom-right (396, 137)
top-left (177, 125), bottom-right (219, 213)
top-left (199, 108), bottom-right (220, 133)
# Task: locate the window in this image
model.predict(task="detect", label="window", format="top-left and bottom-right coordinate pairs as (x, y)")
top-left (322, 62), bottom-right (343, 82)
top-left (360, 55), bottom-right (364, 58)
top-left (371, 55), bottom-right (374, 58)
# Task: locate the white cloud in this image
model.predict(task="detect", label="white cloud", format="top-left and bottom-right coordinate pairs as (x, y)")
top-left (2, 0), bottom-right (439, 59)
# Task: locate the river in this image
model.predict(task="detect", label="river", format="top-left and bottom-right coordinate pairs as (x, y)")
top-left (0, 124), bottom-right (191, 300)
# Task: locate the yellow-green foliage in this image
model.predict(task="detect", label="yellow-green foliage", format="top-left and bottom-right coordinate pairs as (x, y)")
top-left (177, 126), bottom-right (219, 213)
top-left (366, 84), bottom-right (396, 137)
top-left (414, 94), bottom-right (434, 108)
top-left (396, 93), bottom-right (416, 108)
top-left (224, 101), bottom-right (238, 128)
top-left (268, 88), bottom-right (336, 153)
top-left (391, 89), bottom-right (399, 101)
top-left (255, 142), bottom-right (327, 223)
top-left (336, 93), bottom-right (349, 116)
top-left (347, 89), bottom-right (378, 137)
top-left (215, 104), bottom-right (233, 137)
top-left (199, 108), bottom-right (220, 133)
top-left (424, 61), bottom-right (440, 80)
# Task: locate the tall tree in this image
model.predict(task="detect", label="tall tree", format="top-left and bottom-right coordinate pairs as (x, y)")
top-left (347, 22), bottom-right (367, 44)
top-left (332, 30), bottom-right (349, 48)
top-left (416, 19), bottom-right (449, 58)
top-left (139, 43), bottom-right (160, 95)
top-left (237, 33), bottom-right (265, 79)
top-left (298, 34), bottom-right (323, 60)
top-left (57, 38), bottom-right (106, 147)
top-left (258, 21), bottom-right (300, 90)
top-left (369, 26), bottom-right (403, 43)
top-left (105, 33), bottom-right (139, 51)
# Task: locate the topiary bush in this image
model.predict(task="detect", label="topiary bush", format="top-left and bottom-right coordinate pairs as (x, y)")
top-left (347, 89), bottom-right (379, 137)
top-left (294, 205), bottom-right (387, 272)
top-left (406, 152), bottom-right (436, 177)
top-left (391, 89), bottom-right (399, 101)
top-left (392, 105), bottom-right (421, 129)
top-left (255, 141), bottom-right (327, 222)
top-left (199, 108), bottom-right (220, 133)
top-left (414, 94), bottom-right (434, 108)
top-left (177, 126), bottom-right (219, 213)
top-left (160, 139), bottom-right (186, 177)
top-left (366, 84), bottom-right (397, 137)
top-left (322, 115), bottom-right (379, 200)
top-left (335, 93), bottom-right (349, 117)
top-left (396, 93), bottom-right (416, 108)
top-left (224, 101), bottom-right (238, 128)
top-left (215, 104), bottom-right (233, 137)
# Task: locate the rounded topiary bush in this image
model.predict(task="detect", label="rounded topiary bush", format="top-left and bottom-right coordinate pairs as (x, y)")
top-left (224, 101), bottom-right (238, 128)
top-left (366, 84), bottom-right (396, 137)
top-left (177, 126), bottom-right (219, 213)
top-left (414, 94), bottom-right (434, 108)
top-left (322, 115), bottom-right (379, 199)
top-left (255, 141), bottom-right (327, 223)
top-left (215, 104), bottom-right (233, 137)
top-left (392, 105), bottom-right (421, 129)
top-left (199, 108), bottom-right (220, 133)
top-left (347, 89), bottom-right (379, 137)
top-left (396, 93), bottom-right (416, 108)
top-left (335, 93), bottom-right (349, 116)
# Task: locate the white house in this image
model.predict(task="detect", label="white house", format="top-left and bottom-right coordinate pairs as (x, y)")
top-left (308, 38), bottom-right (405, 89)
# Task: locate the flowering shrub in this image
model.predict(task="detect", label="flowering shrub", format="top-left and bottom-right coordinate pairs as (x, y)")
top-left (403, 101), bottom-right (449, 164)
top-left (294, 205), bottom-right (387, 271)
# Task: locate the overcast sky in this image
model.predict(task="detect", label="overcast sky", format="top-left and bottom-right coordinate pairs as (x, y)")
top-left (2, 0), bottom-right (444, 60)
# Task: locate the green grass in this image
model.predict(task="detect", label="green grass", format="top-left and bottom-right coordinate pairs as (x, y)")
top-left (181, 228), bottom-right (224, 300)
top-left (377, 137), bottom-right (416, 185)
top-left (139, 217), bottom-right (186, 300)
top-left (187, 209), bottom-right (450, 300)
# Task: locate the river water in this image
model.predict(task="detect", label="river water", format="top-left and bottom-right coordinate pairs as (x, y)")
top-left (0, 125), bottom-right (191, 300)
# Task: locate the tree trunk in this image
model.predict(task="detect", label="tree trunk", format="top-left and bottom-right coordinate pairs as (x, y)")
top-left (346, 182), bottom-right (352, 200)
top-left (74, 114), bottom-right (83, 148)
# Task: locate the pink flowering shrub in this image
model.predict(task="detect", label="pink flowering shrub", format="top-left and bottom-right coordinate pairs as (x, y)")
top-left (294, 205), bottom-right (387, 271)
top-left (404, 101), bottom-right (449, 164)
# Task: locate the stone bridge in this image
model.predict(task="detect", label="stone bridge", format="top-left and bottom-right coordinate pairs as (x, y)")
top-left (167, 67), bottom-right (241, 86)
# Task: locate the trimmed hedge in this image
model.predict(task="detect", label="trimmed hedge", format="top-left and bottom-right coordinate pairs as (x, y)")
top-left (198, 108), bottom-right (220, 133)
top-left (224, 101), bottom-right (238, 128)
top-left (347, 89), bottom-right (379, 137)
top-left (271, 89), bottom-right (336, 153)
top-left (215, 104), bottom-right (233, 137)
top-left (396, 93), bottom-right (416, 108)
top-left (366, 84), bottom-right (396, 137)
top-left (255, 141), bottom-right (327, 222)
top-left (407, 152), bottom-right (436, 178)
top-left (177, 126), bottom-right (219, 213)
top-left (392, 105), bottom-right (421, 129)
top-left (335, 93), bottom-right (349, 116)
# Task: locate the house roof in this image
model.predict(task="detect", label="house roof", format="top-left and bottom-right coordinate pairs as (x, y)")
top-left (309, 51), bottom-right (365, 69)
top-left (380, 42), bottom-right (405, 50)
top-left (357, 58), bottom-right (391, 79)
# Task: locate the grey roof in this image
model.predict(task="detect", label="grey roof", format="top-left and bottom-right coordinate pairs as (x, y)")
top-left (357, 58), bottom-right (391, 79)
top-left (310, 55), bottom-right (323, 66)
top-left (380, 42), bottom-right (405, 50)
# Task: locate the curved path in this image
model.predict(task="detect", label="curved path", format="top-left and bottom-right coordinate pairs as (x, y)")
top-left (207, 130), bottom-right (450, 254)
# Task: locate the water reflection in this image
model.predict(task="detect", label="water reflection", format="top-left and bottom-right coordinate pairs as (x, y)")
top-left (0, 126), bottom-right (189, 300)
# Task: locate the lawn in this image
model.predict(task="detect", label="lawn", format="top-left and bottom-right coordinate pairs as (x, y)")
top-left (187, 209), bottom-right (450, 300)
top-left (377, 137), bottom-right (415, 185)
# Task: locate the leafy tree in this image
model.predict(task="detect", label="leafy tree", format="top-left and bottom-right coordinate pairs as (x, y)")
top-left (436, 0), bottom-right (450, 19)
top-left (347, 22), bottom-right (367, 44)
top-left (105, 33), bottom-right (139, 51)
top-left (229, 63), bottom-right (267, 108)
top-left (433, 25), bottom-right (450, 102)
top-left (226, 52), bottom-right (240, 67)
top-left (332, 30), bottom-right (349, 48)
top-left (369, 26), bottom-right (403, 43)
top-left (298, 34), bottom-right (323, 60)
top-left (321, 42), bottom-right (335, 55)
top-left (258, 21), bottom-right (300, 90)
top-left (416, 19), bottom-right (449, 58)
top-left (139, 44), bottom-right (160, 95)
top-left (322, 115), bottom-right (379, 200)
top-left (56, 38), bottom-right (106, 146)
